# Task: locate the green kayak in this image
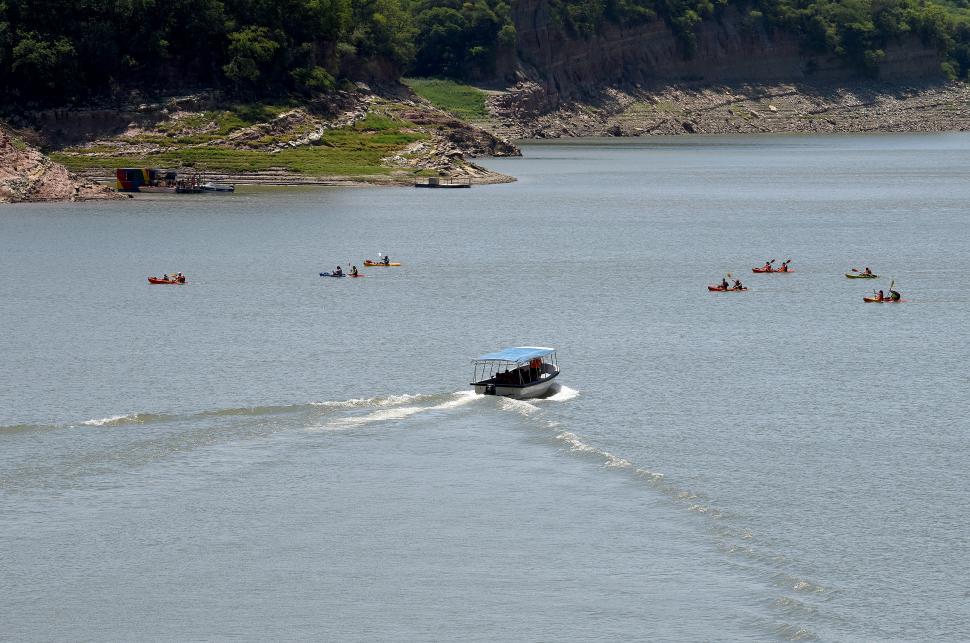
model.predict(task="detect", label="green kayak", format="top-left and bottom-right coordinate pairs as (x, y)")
top-left (845, 272), bottom-right (878, 279)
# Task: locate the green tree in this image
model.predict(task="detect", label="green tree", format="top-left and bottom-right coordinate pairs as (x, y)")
top-left (223, 25), bottom-right (281, 90)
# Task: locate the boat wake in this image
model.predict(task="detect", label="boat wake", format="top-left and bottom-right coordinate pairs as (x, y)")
top-left (316, 391), bottom-right (480, 430)
top-left (0, 392), bottom-right (455, 436)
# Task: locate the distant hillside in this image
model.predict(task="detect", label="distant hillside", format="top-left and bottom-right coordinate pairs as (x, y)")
top-left (1, 1), bottom-right (968, 111)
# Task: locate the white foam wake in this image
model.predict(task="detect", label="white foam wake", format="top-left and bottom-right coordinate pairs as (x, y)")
top-left (319, 391), bottom-right (478, 430)
top-left (81, 414), bottom-right (140, 426)
top-left (556, 431), bottom-right (632, 469)
top-left (309, 393), bottom-right (428, 410)
top-left (541, 385), bottom-right (580, 402)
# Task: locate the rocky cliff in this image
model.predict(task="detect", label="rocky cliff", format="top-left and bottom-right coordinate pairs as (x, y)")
top-left (510, 1), bottom-right (944, 110)
top-left (0, 126), bottom-right (121, 203)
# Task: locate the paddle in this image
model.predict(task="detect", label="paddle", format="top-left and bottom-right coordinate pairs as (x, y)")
top-left (850, 267), bottom-right (860, 272)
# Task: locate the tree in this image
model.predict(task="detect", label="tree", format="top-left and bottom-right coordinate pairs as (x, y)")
top-left (223, 25), bottom-right (281, 90)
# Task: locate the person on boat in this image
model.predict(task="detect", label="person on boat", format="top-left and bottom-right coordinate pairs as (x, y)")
top-left (350, 265), bottom-right (358, 277)
top-left (383, 255), bottom-right (390, 266)
top-left (162, 274), bottom-right (169, 281)
top-left (721, 278), bottom-right (729, 290)
top-left (763, 261), bottom-right (772, 272)
top-left (334, 266), bottom-right (343, 277)
top-left (864, 267), bottom-right (872, 276)
top-left (176, 272), bottom-right (185, 283)
top-left (733, 279), bottom-right (743, 290)
top-left (779, 260), bottom-right (790, 272)
top-left (875, 290), bottom-right (885, 302)
top-left (889, 288), bottom-right (901, 302)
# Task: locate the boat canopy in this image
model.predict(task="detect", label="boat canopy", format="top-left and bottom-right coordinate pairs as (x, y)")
top-left (473, 346), bottom-right (555, 363)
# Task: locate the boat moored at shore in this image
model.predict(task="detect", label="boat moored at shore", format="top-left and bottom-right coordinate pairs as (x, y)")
top-left (471, 347), bottom-right (560, 399)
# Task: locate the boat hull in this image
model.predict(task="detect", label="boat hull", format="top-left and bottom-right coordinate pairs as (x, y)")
top-left (472, 370), bottom-right (560, 399)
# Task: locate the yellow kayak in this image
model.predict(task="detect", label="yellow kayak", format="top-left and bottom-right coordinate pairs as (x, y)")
top-left (363, 260), bottom-right (401, 267)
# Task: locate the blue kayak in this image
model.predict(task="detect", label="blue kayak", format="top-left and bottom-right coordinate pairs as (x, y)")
top-left (320, 272), bottom-right (345, 278)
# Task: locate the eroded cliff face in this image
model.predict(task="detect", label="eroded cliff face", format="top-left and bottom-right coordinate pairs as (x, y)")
top-left (511, 0), bottom-right (943, 109)
top-left (0, 126), bottom-right (121, 203)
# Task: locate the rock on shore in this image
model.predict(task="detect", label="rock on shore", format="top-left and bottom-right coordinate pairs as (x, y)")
top-left (0, 127), bottom-right (120, 203)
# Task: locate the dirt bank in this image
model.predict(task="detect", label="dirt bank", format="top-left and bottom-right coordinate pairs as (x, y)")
top-left (486, 81), bottom-right (970, 139)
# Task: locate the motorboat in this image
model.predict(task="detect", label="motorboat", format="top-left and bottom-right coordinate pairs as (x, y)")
top-left (471, 347), bottom-right (560, 399)
top-left (203, 182), bottom-right (235, 192)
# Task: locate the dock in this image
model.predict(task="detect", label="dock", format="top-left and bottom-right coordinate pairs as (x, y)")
top-left (414, 177), bottom-right (471, 189)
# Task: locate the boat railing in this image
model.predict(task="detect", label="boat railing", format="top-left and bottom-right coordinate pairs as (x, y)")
top-left (471, 353), bottom-right (558, 386)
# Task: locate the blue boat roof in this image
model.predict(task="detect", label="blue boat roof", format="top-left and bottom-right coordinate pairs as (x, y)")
top-left (474, 346), bottom-right (555, 363)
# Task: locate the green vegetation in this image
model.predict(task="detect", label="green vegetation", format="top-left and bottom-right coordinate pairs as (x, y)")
top-left (0, 0), bottom-right (415, 107)
top-left (403, 78), bottom-right (488, 119)
top-left (406, 0), bottom-right (515, 79)
top-left (52, 115), bottom-right (427, 177)
top-left (547, 0), bottom-right (970, 77)
top-left (2, 0), bottom-right (970, 110)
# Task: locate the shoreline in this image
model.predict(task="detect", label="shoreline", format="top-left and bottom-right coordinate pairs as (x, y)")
top-left (482, 80), bottom-right (970, 140)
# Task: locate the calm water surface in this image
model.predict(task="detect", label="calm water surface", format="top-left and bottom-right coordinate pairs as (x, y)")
top-left (2, 134), bottom-right (969, 640)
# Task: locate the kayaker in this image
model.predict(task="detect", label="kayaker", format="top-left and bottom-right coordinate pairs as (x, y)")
top-left (350, 265), bottom-right (358, 276)
top-left (334, 265), bottom-right (343, 277)
top-left (864, 267), bottom-right (872, 275)
top-left (889, 288), bottom-right (901, 302)
top-left (733, 279), bottom-right (743, 290)
top-left (779, 260), bottom-right (790, 272)
top-left (162, 273), bottom-right (169, 281)
top-left (721, 278), bottom-right (729, 290)
top-left (763, 261), bottom-right (772, 272)
top-left (875, 290), bottom-right (884, 302)
top-left (383, 255), bottom-right (390, 266)
top-left (176, 272), bottom-right (185, 283)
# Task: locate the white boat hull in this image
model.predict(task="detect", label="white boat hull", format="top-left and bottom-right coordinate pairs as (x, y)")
top-left (472, 371), bottom-right (560, 399)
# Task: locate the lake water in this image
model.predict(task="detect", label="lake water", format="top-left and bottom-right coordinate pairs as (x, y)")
top-left (2, 134), bottom-right (969, 640)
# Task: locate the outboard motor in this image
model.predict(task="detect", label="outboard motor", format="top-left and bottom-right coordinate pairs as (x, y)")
top-left (484, 384), bottom-right (497, 395)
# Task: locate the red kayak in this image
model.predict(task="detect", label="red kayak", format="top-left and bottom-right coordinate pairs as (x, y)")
top-left (863, 296), bottom-right (906, 303)
top-left (708, 285), bottom-right (748, 292)
top-left (751, 267), bottom-right (794, 273)
top-left (148, 277), bottom-right (185, 284)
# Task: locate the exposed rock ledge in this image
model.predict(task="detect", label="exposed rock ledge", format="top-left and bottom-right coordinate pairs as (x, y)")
top-left (1, 127), bottom-right (121, 203)
top-left (486, 81), bottom-right (970, 139)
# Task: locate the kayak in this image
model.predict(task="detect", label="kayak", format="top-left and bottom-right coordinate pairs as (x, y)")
top-left (752, 267), bottom-right (794, 273)
top-left (363, 260), bottom-right (401, 267)
top-left (708, 285), bottom-right (748, 292)
top-left (863, 296), bottom-right (904, 303)
top-left (148, 277), bottom-right (185, 284)
top-left (846, 273), bottom-right (878, 279)
top-left (319, 272), bottom-right (365, 278)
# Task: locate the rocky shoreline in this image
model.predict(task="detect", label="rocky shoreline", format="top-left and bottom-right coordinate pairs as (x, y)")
top-left (4, 79), bottom-right (969, 204)
top-left (0, 127), bottom-right (121, 204)
top-left (485, 80), bottom-right (970, 139)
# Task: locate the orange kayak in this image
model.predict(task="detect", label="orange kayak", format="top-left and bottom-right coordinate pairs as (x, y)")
top-left (708, 285), bottom-right (748, 292)
top-left (148, 277), bottom-right (185, 284)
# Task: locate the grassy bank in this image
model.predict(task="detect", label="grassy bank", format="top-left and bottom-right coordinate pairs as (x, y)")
top-left (402, 78), bottom-right (488, 120)
top-left (52, 112), bottom-right (428, 178)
